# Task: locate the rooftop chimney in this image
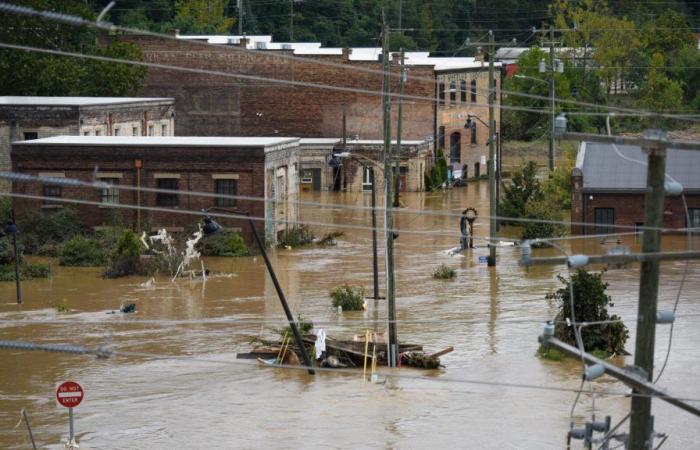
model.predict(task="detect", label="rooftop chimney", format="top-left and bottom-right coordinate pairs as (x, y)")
top-left (239, 37), bottom-right (250, 48)
top-left (342, 47), bottom-right (352, 61)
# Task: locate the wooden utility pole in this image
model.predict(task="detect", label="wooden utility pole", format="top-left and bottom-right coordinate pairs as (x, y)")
top-left (487, 30), bottom-right (497, 267)
top-left (629, 130), bottom-right (668, 449)
top-left (394, 49), bottom-right (405, 208)
top-left (382, 19), bottom-right (398, 368)
top-left (548, 25), bottom-right (556, 171)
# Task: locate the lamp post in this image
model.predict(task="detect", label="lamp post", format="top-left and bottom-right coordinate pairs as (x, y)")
top-left (4, 209), bottom-right (21, 304)
top-left (200, 208), bottom-right (315, 375)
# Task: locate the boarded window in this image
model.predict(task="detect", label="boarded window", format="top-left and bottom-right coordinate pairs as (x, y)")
top-left (215, 179), bottom-right (237, 207)
top-left (156, 178), bottom-right (179, 207)
top-left (594, 208), bottom-right (615, 234)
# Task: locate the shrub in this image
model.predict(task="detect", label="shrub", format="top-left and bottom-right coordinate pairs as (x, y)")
top-left (278, 225), bottom-right (315, 248)
top-left (280, 315), bottom-right (314, 338)
top-left (104, 230), bottom-right (148, 278)
top-left (432, 264), bottom-right (456, 280)
top-left (0, 262), bottom-right (51, 281)
top-left (18, 208), bottom-right (82, 254)
top-left (521, 200), bottom-right (567, 244)
top-left (500, 161), bottom-right (542, 223)
top-left (59, 236), bottom-right (107, 267)
top-left (545, 269), bottom-right (629, 356)
top-left (330, 285), bottom-right (365, 311)
top-left (197, 230), bottom-right (250, 256)
top-left (425, 148), bottom-right (449, 191)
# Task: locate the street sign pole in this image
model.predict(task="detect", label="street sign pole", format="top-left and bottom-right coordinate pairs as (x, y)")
top-left (69, 407), bottom-right (74, 443)
top-left (56, 381), bottom-right (83, 448)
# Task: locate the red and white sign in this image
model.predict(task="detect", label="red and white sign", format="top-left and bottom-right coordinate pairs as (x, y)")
top-left (56, 381), bottom-right (83, 408)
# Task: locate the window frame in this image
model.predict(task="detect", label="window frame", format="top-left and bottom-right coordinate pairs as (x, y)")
top-left (42, 184), bottom-right (62, 204)
top-left (438, 81), bottom-right (445, 107)
top-left (156, 178), bottom-right (179, 207)
top-left (214, 179), bottom-right (237, 207)
top-left (594, 207), bottom-right (615, 234)
top-left (100, 178), bottom-right (120, 205)
top-left (460, 80), bottom-right (467, 103)
top-left (449, 81), bottom-right (456, 106)
top-left (470, 79), bottom-right (477, 103)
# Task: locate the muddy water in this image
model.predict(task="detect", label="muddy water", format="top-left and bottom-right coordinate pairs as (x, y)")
top-left (1, 181), bottom-right (699, 449)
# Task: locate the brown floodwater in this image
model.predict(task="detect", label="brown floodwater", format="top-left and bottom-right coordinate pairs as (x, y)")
top-left (1, 182), bottom-right (699, 449)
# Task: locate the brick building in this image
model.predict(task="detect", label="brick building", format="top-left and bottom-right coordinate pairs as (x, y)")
top-left (571, 141), bottom-right (700, 235)
top-left (118, 35), bottom-right (500, 167)
top-left (0, 96), bottom-right (175, 191)
top-left (11, 136), bottom-right (301, 245)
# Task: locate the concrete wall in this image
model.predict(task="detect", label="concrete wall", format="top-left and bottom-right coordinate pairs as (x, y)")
top-left (264, 144), bottom-right (301, 243)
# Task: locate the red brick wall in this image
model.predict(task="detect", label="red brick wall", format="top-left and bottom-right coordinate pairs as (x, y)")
top-left (115, 36), bottom-right (436, 141)
top-left (11, 144), bottom-right (266, 244)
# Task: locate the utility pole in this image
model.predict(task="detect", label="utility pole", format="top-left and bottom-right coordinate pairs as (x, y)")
top-left (371, 167), bottom-right (380, 300)
top-left (393, 49), bottom-right (405, 208)
top-left (548, 25), bottom-right (556, 171)
top-left (382, 18), bottom-right (398, 368)
top-left (487, 30), bottom-right (497, 267)
top-left (629, 130), bottom-right (668, 450)
top-left (290, 0), bottom-right (294, 41)
top-left (237, 0), bottom-right (244, 35)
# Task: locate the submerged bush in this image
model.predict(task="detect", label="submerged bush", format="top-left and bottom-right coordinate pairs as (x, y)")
top-left (432, 264), bottom-right (456, 280)
top-left (521, 200), bottom-right (568, 244)
top-left (59, 236), bottom-right (107, 267)
top-left (0, 262), bottom-right (51, 281)
top-left (280, 315), bottom-right (315, 338)
top-left (198, 230), bottom-right (250, 256)
top-left (18, 208), bottom-right (82, 255)
top-left (330, 285), bottom-right (365, 311)
top-left (278, 225), bottom-right (315, 248)
top-left (104, 230), bottom-right (149, 278)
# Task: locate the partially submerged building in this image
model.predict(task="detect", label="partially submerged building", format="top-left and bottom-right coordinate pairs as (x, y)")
top-left (571, 141), bottom-right (700, 234)
top-left (11, 136), bottom-right (301, 245)
top-left (0, 96), bottom-right (175, 191)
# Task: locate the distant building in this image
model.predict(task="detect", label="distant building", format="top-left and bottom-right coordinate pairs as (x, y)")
top-left (571, 141), bottom-right (700, 235)
top-left (11, 136), bottom-right (301, 245)
top-left (115, 34), bottom-right (501, 171)
top-left (0, 96), bottom-right (175, 191)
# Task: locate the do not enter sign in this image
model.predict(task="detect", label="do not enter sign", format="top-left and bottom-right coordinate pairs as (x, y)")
top-left (56, 381), bottom-right (83, 408)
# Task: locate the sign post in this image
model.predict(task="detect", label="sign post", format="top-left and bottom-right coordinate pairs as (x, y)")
top-left (56, 381), bottom-right (83, 448)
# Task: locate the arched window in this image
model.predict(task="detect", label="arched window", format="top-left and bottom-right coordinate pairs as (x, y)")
top-left (438, 81), bottom-right (445, 107)
top-left (460, 80), bottom-right (467, 102)
top-left (470, 79), bottom-right (477, 103)
top-left (449, 81), bottom-right (456, 105)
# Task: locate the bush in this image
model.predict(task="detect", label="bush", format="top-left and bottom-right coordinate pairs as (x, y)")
top-left (317, 232), bottom-right (343, 246)
top-left (197, 230), bottom-right (250, 256)
top-left (425, 148), bottom-right (449, 191)
top-left (500, 161), bottom-right (542, 223)
top-left (104, 230), bottom-right (148, 278)
top-left (330, 285), bottom-right (365, 311)
top-left (278, 225), bottom-right (315, 248)
top-left (432, 264), bottom-right (456, 280)
top-left (280, 315), bottom-right (314, 338)
top-left (545, 269), bottom-right (629, 356)
top-left (521, 200), bottom-right (567, 244)
top-left (59, 236), bottom-right (107, 267)
top-left (18, 208), bottom-right (82, 254)
top-left (0, 262), bottom-right (51, 281)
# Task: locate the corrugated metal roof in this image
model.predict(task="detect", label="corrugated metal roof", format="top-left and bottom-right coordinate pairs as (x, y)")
top-left (580, 141), bottom-right (700, 191)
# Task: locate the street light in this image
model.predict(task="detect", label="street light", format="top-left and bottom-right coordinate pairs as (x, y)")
top-left (3, 209), bottom-right (21, 304)
top-left (199, 208), bottom-right (315, 375)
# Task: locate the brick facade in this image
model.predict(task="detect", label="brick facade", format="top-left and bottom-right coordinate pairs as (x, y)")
top-left (10, 139), bottom-right (286, 245)
top-left (0, 98), bottom-right (175, 192)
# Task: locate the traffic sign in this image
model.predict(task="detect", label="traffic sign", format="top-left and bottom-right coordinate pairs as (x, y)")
top-left (56, 381), bottom-right (83, 408)
top-left (478, 256), bottom-right (488, 263)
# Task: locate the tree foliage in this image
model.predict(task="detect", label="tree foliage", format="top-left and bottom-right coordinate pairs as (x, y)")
top-left (546, 269), bottom-right (629, 355)
top-left (173, 0), bottom-right (235, 34)
top-left (500, 161), bottom-right (542, 221)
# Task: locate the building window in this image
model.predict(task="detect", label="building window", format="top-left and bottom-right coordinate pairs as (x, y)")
top-left (114, 127), bottom-right (121, 136)
top-left (460, 80), bottom-right (467, 103)
top-left (83, 131), bottom-right (90, 136)
top-left (161, 124), bottom-right (167, 136)
top-left (156, 178), bottom-right (179, 207)
top-left (449, 81), bottom-right (456, 105)
top-left (438, 81), bottom-right (445, 107)
top-left (450, 132), bottom-right (461, 164)
top-left (95, 129), bottom-right (102, 136)
top-left (215, 179), bottom-right (237, 207)
top-left (23, 132), bottom-right (38, 140)
top-left (42, 184), bottom-right (61, 204)
top-left (470, 123), bottom-right (477, 144)
top-left (100, 178), bottom-right (120, 205)
top-left (594, 208), bottom-right (615, 234)
top-left (470, 79), bottom-right (477, 103)
top-left (148, 125), bottom-right (154, 136)
top-left (438, 126), bottom-right (445, 150)
top-left (688, 208), bottom-right (700, 232)
top-left (132, 127), bottom-right (139, 136)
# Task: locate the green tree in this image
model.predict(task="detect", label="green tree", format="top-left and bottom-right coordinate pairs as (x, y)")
top-left (638, 53), bottom-right (684, 117)
top-left (173, 0), bottom-right (235, 34)
top-left (500, 161), bottom-right (542, 221)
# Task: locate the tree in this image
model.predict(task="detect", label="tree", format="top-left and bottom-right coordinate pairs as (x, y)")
top-left (638, 53), bottom-right (684, 118)
top-left (173, 0), bottom-right (235, 34)
top-left (500, 161), bottom-right (542, 221)
top-left (546, 269), bottom-right (629, 355)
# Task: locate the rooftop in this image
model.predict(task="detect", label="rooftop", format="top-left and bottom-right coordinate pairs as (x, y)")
top-left (0, 96), bottom-right (174, 106)
top-left (13, 136), bottom-right (299, 149)
top-left (577, 141), bottom-right (700, 192)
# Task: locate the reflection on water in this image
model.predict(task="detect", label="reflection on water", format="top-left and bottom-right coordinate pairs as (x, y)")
top-left (1, 182), bottom-right (699, 449)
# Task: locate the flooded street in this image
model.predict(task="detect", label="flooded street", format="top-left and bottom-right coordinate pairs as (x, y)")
top-left (1, 181), bottom-right (699, 449)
